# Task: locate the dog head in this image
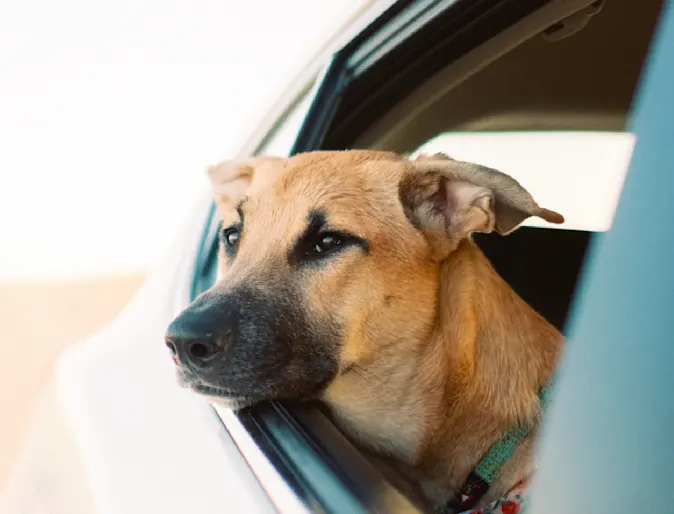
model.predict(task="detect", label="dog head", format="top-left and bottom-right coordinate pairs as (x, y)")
top-left (165, 150), bottom-right (563, 408)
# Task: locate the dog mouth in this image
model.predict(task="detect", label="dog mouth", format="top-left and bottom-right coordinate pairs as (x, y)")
top-left (190, 382), bottom-right (235, 397)
top-left (189, 383), bottom-right (260, 410)
top-left (176, 371), bottom-right (262, 409)
top-left (176, 366), bottom-right (334, 410)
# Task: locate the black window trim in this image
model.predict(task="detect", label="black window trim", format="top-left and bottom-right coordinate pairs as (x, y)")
top-left (189, 0), bottom-right (567, 512)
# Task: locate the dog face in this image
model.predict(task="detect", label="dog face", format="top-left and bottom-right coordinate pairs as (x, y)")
top-left (165, 151), bottom-right (563, 408)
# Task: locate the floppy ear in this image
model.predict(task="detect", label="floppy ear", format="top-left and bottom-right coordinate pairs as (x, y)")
top-left (399, 153), bottom-right (564, 258)
top-left (207, 156), bottom-right (283, 213)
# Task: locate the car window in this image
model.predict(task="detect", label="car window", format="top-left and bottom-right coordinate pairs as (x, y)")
top-left (193, 0), bottom-right (664, 512)
top-left (414, 131), bottom-right (636, 232)
top-left (256, 84), bottom-right (318, 157)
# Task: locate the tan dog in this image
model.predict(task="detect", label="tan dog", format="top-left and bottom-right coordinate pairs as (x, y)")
top-left (165, 150), bottom-right (565, 512)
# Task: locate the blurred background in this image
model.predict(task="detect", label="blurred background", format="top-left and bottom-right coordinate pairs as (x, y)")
top-left (0, 0), bottom-right (365, 490)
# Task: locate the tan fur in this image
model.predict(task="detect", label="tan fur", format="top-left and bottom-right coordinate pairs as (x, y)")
top-left (206, 150), bottom-right (565, 511)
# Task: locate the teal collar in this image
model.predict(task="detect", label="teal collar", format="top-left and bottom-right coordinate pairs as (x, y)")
top-left (441, 381), bottom-right (554, 513)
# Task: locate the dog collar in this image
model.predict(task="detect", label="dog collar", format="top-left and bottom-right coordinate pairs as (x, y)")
top-left (440, 382), bottom-right (553, 514)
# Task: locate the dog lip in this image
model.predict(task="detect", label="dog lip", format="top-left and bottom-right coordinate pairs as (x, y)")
top-left (183, 378), bottom-right (259, 403)
top-left (190, 382), bottom-right (235, 397)
top-left (189, 383), bottom-right (264, 411)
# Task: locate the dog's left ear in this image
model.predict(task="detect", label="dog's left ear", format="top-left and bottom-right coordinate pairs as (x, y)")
top-left (207, 156), bottom-right (283, 214)
top-left (399, 154), bottom-right (564, 258)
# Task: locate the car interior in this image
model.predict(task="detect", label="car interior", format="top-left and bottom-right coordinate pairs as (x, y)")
top-left (347, 0), bottom-right (664, 332)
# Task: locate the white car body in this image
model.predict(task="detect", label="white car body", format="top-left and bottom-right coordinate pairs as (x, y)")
top-left (1, 189), bottom-right (276, 514)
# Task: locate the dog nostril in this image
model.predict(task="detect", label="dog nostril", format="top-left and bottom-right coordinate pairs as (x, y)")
top-left (188, 341), bottom-right (213, 360)
top-left (165, 340), bottom-right (177, 358)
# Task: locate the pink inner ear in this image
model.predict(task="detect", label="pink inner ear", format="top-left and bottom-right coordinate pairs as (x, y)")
top-left (429, 177), bottom-right (448, 211)
top-left (442, 177), bottom-right (489, 221)
top-left (446, 180), bottom-right (488, 207)
top-left (428, 176), bottom-right (455, 233)
top-left (434, 177), bottom-right (497, 236)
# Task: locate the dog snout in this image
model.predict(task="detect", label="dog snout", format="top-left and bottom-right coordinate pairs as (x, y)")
top-left (165, 331), bottom-right (222, 368)
top-left (165, 292), bottom-right (237, 369)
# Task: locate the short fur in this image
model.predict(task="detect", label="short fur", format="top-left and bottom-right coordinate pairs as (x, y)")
top-left (166, 150), bottom-right (565, 512)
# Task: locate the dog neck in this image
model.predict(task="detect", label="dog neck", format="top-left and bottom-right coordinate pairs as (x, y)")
top-left (324, 239), bottom-right (562, 508)
top-left (416, 239), bottom-right (562, 503)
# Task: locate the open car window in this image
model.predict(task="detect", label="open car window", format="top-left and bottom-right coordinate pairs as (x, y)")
top-left (188, 0), bottom-right (667, 512)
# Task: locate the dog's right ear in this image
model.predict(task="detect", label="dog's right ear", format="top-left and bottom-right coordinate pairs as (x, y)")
top-left (399, 154), bottom-right (564, 259)
top-left (207, 156), bottom-right (283, 214)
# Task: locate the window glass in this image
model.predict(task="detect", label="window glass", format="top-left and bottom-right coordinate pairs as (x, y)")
top-left (256, 83), bottom-right (317, 157)
top-left (414, 131), bottom-right (636, 232)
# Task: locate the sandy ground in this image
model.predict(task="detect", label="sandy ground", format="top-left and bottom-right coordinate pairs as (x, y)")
top-left (0, 273), bottom-right (146, 489)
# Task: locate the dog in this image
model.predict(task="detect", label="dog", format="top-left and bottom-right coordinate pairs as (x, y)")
top-left (165, 150), bottom-right (565, 513)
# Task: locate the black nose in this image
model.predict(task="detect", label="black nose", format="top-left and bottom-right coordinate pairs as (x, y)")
top-left (165, 293), bottom-right (234, 368)
top-left (164, 334), bottom-right (221, 368)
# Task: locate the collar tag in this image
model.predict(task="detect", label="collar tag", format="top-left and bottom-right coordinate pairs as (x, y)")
top-left (445, 471), bottom-right (489, 512)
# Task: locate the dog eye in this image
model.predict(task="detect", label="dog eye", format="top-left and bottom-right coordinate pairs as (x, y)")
top-left (291, 223), bottom-right (368, 265)
top-left (308, 234), bottom-right (342, 256)
top-left (222, 227), bottom-right (240, 248)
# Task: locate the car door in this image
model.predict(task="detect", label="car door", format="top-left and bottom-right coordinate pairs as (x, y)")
top-left (530, 2), bottom-right (674, 512)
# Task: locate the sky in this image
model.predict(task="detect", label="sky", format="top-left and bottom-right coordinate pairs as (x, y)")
top-left (0, 0), bottom-right (365, 281)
